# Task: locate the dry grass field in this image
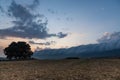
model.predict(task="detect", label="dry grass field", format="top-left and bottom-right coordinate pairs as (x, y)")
top-left (0, 59), bottom-right (120, 80)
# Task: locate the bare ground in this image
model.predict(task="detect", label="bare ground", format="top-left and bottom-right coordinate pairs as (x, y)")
top-left (0, 59), bottom-right (120, 80)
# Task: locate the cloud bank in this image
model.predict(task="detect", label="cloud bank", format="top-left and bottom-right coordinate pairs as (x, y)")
top-left (33, 31), bottom-right (120, 59)
top-left (0, 0), bottom-right (67, 39)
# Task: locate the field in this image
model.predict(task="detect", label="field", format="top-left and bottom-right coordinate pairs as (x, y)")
top-left (0, 59), bottom-right (120, 80)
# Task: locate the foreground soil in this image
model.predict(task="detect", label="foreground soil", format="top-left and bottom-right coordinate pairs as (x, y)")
top-left (0, 59), bottom-right (120, 80)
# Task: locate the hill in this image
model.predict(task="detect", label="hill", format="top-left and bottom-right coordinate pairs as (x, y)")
top-left (33, 46), bottom-right (120, 59)
top-left (0, 59), bottom-right (120, 80)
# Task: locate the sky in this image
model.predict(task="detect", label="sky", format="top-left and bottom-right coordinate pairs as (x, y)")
top-left (0, 0), bottom-right (120, 56)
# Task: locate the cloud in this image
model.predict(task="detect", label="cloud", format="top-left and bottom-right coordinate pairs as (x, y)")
top-left (57, 32), bottom-right (68, 38)
top-left (97, 32), bottom-right (120, 43)
top-left (0, 0), bottom-right (68, 39)
top-left (33, 31), bottom-right (120, 59)
top-left (29, 40), bottom-right (56, 45)
top-left (28, 0), bottom-right (40, 10)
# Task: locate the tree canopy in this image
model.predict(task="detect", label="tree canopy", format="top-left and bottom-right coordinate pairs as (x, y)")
top-left (4, 41), bottom-right (33, 60)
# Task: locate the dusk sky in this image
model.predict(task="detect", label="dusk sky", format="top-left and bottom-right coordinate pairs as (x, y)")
top-left (0, 0), bottom-right (120, 56)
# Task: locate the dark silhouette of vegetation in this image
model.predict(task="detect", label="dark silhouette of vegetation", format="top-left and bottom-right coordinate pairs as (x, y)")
top-left (4, 41), bottom-right (33, 60)
top-left (65, 57), bottom-right (80, 59)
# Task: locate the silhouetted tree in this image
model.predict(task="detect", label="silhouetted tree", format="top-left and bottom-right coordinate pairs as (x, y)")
top-left (4, 41), bottom-right (33, 60)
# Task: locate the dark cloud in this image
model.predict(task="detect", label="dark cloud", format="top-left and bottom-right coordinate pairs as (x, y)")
top-left (29, 40), bottom-right (56, 45)
top-left (28, 0), bottom-right (40, 10)
top-left (8, 0), bottom-right (34, 25)
top-left (0, 0), bottom-right (68, 39)
top-left (57, 32), bottom-right (68, 38)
